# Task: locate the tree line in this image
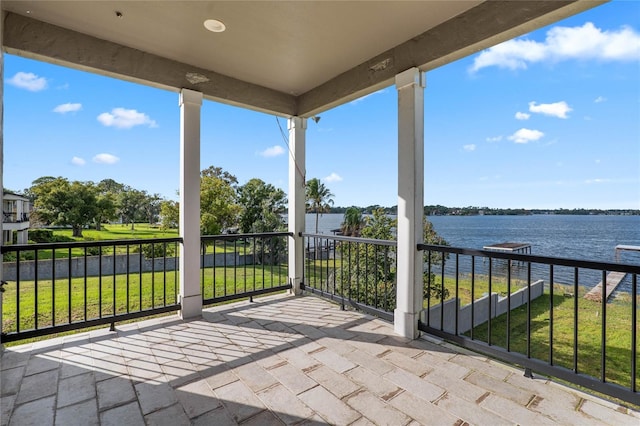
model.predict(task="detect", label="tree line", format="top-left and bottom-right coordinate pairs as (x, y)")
top-left (325, 205), bottom-right (639, 216)
top-left (17, 166), bottom-right (287, 238)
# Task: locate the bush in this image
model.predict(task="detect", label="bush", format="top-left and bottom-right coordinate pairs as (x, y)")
top-left (28, 229), bottom-right (74, 243)
top-left (133, 243), bottom-right (176, 259)
top-left (29, 229), bottom-right (54, 243)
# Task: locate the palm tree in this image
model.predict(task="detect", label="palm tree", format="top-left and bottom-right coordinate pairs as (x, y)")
top-left (305, 178), bottom-right (334, 234)
top-left (340, 206), bottom-right (363, 236)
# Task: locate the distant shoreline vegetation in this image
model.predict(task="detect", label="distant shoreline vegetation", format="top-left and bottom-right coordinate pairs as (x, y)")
top-left (327, 205), bottom-right (640, 216)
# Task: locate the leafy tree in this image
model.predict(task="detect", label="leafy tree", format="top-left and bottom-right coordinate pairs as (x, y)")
top-left (142, 193), bottom-right (163, 225)
top-left (118, 187), bottom-right (148, 230)
top-left (200, 167), bottom-right (240, 235)
top-left (30, 178), bottom-right (99, 237)
top-left (340, 207), bottom-right (364, 237)
top-left (159, 200), bottom-right (179, 230)
top-left (237, 178), bottom-right (287, 233)
top-left (237, 179), bottom-right (288, 265)
top-left (335, 209), bottom-right (449, 311)
top-left (305, 178), bottom-right (334, 234)
top-left (201, 166), bottom-right (238, 187)
top-left (93, 192), bottom-right (116, 231)
top-left (97, 178), bottom-right (125, 194)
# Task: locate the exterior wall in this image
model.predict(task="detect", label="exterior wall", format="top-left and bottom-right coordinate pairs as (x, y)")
top-left (423, 280), bottom-right (544, 334)
top-left (3, 252), bottom-right (255, 281)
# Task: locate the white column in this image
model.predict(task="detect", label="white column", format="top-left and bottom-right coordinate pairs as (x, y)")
top-left (394, 68), bottom-right (425, 339)
top-left (179, 89), bottom-right (203, 319)
top-left (288, 117), bottom-right (306, 295)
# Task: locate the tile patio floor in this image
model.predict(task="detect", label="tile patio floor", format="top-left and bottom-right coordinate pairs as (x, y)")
top-left (1, 293), bottom-right (638, 425)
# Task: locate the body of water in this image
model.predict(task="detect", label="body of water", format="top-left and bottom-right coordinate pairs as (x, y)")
top-left (303, 213), bottom-right (640, 291)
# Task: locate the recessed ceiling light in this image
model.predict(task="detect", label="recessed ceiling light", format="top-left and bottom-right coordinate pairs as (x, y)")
top-left (204, 19), bottom-right (226, 33)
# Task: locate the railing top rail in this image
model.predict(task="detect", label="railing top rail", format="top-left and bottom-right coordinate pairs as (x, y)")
top-left (201, 231), bottom-right (293, 241)
top-left (1, 236), bottom-right (183, 252)
top-left (302, 232), bottom-right (397, 247)
top-left (419, 243), bottom-right (640, 274)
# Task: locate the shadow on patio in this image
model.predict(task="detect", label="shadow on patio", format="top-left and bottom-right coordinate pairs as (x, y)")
top-left (2, 294), bottom-right (638, 425)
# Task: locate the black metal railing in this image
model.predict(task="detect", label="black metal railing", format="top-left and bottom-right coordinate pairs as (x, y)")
top-left (418, 243), bottom-right (639, 406)
top-left (201, 232), bottom-right (292, 305)
top-left (1, 238), bottom-right (181, 342)
top-left (301, 233), bottom-right (397, 321)
top-left (2, 212), bottom-right (29, 223)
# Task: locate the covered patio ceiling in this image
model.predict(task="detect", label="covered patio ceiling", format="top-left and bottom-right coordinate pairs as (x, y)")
top-left (2, 1), bottom-right (604, 117)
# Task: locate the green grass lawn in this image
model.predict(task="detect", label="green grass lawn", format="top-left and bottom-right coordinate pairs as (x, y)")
top-left (2, 263), bottom-right (290, 346)
top-left (53, 223), bottom-right (179, 241)
top-left (466, 286), bottom-right (639, 390)
top-left (3, 224), bottom-right (247, 261)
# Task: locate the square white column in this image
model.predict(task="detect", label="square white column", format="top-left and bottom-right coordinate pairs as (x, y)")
top-left (394, 68), bottom-right (426, 339)
top-left (179, 89), bottom-right (203, 319)
top-left (288, 117), bottom-right (306, 295)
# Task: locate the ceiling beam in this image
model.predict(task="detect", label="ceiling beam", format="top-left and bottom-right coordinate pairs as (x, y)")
top-left (297, 0), bottom-right (606, 117)
top-left (2, 12), bottom-right (297, 117)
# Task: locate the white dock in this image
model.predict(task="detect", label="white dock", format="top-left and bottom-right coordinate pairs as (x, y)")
top-left (584, 245), bottom-right (638, 302)
top-left (584, 271), bottom-right (627, 302)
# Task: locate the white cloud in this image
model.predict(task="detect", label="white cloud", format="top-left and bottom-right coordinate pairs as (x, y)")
top-left (529, 101), bottom-right (572, 119)
top-left (508, 128), bottom-right (544, 144)
top-left (585, 178), bottom-right (611, 184)
top-left (53, 103), bottom-right (82, 114)
top-left (486, 136), bottom-right (502, 143)
top-left (97, 108), bottom-right (157, 129)
top-left (259, 145), bottom-right (285, 158)
top-left (324, 172), bottom-right (343, 183)
top-left (594, 96), bottom-right (607, 103)
top-left (71, 156), bottom-right (86, 166)
top-left (7, 72), bottom-right (48, 91)
top-left (463, 144), bottom-right (476, 152)
top-left (93, 153), bottom-right (120, 164)
top-left (515, 112), bottom-right (530, 120)
top-left (470, 22), bottom-right (640, 72)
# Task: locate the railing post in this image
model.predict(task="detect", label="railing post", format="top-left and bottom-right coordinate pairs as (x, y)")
top-left (288, 117), bottom-right (306, 295)
top-left (179, 88), bottom-right (203, 319)
top-left (394, 68), bottom-right (425, 339)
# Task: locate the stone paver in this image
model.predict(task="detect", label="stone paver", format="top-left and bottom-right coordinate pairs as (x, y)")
top-left (57, 372), bottom-right (96, 408)
top-left (55, 399), bottom-right (99, 426)
top-left (346, 389), bottom-right (411, 425)
top-left (298, 385), bottom-right (360, 425)
top-left (1, 367), bottom-right (24, 396)
top-left (135, 381), bottom-right (178, 415)
top-left (214, 380), bottom-right (265, 422)
top-left (96, 376), bottom-right (137, 411)
top-left (175, 379), bottom-right (220, 419)
top-left (387, 391), bottom-right (461, 426)
top-left (257, 384), bottom-right (315, 424)
top-left (14, 368), bottom-right (59, 405)
top-left (1, 293), bottom-right (638, 425)
top-left (305, 364), bottom-right (361, 399)
top-left (1, 394), bottom-right (15, 426)
top-left (8, 395), bottom-right (56, 426)
top-left (144, 402), bottom-right (191, 426)
top-left (99, 401), bottom-right (145, 426)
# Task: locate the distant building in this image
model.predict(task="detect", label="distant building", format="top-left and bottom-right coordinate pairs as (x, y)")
top-left (3, 192), bottom-right (31, 244)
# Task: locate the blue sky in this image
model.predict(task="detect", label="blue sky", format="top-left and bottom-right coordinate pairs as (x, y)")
top-left (4, 1), bottom-right (639, 210)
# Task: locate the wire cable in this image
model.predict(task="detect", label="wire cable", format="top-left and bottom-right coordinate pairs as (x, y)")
top-left (275, 116), bottom-right (306, 185)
